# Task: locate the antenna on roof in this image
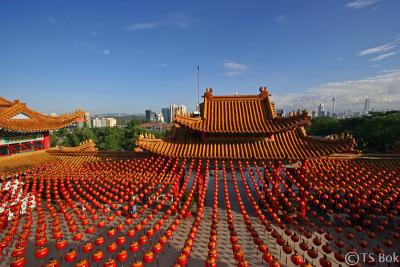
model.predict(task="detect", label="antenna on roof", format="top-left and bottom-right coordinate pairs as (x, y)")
top-left (197, 65), bottom-right (200, 111)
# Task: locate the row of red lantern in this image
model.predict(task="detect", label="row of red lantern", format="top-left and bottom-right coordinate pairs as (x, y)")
top-left (174, 159), bottom-right (209, 266)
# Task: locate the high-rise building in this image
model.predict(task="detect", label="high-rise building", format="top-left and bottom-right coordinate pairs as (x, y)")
top-left (145, 109), bottom-right (156, 122)
top-left (170, 104), bottom-right (187, 122)
top-left (156, 113), bottom-right (164, 123)
top-left (92, 118), bottom-right (102, 128)
top-left (162, 108), bottom-right (171, 123)
top-left (91, 117), bottom-right (116, 128)
top-left (332, 97), bottom-right (336, 114)
top-left (317, 104), bottom-right (325, 117)
top-left (364, 98), bottom-right (370, 113)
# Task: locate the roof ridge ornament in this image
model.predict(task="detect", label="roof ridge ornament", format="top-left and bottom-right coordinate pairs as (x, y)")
top-left (259, 86), bottom-right (271, 99)
top-left (204, 88), bottom-right (213, 100)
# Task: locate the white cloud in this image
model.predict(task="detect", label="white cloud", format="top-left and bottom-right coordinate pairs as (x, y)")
top-left (272, 71), bottom-right (400, 112)
top-left (124, 22), bottom-right (159, 31)
top-left (222, 62), bottom-right (249, 77)
top-left (83, 42), bottom-right (111, 56)
top-left (346, 0), bottom-right (381, 9)
top-left (164, 10), bottom-right (194, 29)
top-left (358, 42), bottom-right (396, 56)
top-left (368, 51), bottom-right (397, 61)
top-left (124, 11), bottom-right (194, 31)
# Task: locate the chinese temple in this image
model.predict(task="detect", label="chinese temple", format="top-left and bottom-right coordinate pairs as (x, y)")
top-left (0, 97), bottom-right (85, 156)
top-left (137, 87), bottom-right (357, 159)
top-left (0, 89), bottom-right (399, 267)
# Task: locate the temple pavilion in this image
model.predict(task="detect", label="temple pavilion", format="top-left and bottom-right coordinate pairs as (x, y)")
top-left (137, 87), bottom-right (357, 159)
top-left (0, 97), bottom-right (85, 156)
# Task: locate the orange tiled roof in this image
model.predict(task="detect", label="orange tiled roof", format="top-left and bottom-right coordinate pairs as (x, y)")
top-left (137, 126), bottom-right (356, 159)
top-left (137, 87), bottom-right (358, 159)
top-left (57, 139), bottom-right (98, 152)
top-left (0, 97), bottom-right (85, 132)
top-left (174, 87), bottom-right (311, 134)
top-left (140, 122), bottom-right (174, 129)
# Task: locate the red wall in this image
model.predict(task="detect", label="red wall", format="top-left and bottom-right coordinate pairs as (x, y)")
top-left (43, 131), bottom-right (50, 149)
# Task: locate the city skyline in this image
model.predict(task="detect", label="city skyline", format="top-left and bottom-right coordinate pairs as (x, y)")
top-left (1, 0), bottom-right (399, 114)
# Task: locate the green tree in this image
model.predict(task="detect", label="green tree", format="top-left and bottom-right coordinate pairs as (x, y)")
top-left (308, 112), bottom-right (400, 153)
top-left (307, 117), bottom-right (340, 136)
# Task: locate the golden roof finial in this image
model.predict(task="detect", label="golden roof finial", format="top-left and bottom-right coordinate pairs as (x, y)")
top-left (204, 88), bottom-right (213, 100)
top-left (259, 86), bottom-right (271, 99)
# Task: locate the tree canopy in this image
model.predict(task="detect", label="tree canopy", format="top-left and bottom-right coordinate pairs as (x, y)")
top-left (307, 111), bottom-right (400, 153)
top-left (51, 119), bottom-right (166, 151)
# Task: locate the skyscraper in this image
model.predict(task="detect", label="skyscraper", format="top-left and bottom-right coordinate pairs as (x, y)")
top-left (162, 108), bottom-right (171, 123)
top-left (364, 98), bottom-right (370, 113)
top-left (145, 109), bottom-right (156, 122)
top-left (317, 103), bottom-right (325, 117)
top-left (332, 97), bottom-right (336, 114)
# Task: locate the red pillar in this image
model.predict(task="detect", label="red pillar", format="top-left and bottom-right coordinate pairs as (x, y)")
top-left (43, 131), bottom-right (50, 149)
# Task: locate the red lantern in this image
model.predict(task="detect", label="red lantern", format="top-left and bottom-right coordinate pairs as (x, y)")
top-left (35, 246), bottom-right (49, 259)
top-left (139, 235), bottom-right (148, 245)
top-left (107, 242), bottom-right (117, 253)
top-left (12, 246), bottom-right (26, 257)
top-left (282, 244), bottom-right (293, 254)
top-left (153, 242), bottom-right (163, 254)
top-left (55, 239), bottom-right (67, 250)
top-left (82, 242), bottom-right (94, 253)
top-left (269, 260), bottom-right (281, 267)
top-left (177, 253), bottom-right (188, 265)
top-left (159, 235), bottom-right (168, 245)
top-left (117, 235), bottom-right (126, 246)
top-left (65, 249), bottom-right (78, 263)
top-left (322, 244), bottom-right (332, 254)
top-left (205, 258), bottom-right (217, 267)
top-left (92, 249), bottom-right (105, 262)
top-left (10, 256), bottom-right (27, 267)
top-left (234, 250), bottom-right (244, 261)
top-left (103, 258), bottom-right (117, 267)
top-left (319, 256), bottom-right (332, 267)
top-left (299, 240), bottom-right (309, 251)
top-left (127, 228), bottom-right (136, 238)
top-left (45, 258), bottom-right (59, 267)
top-left (107, 228), bottom-right (116, 237)
top-left (130, 261), bottom-right (144, 267)
top-left (117, 249), bottom-right (129, 263)
top-left (307, 248), bottom-right (318, 259)
top-left (73, 232), bottom-right (83, 242)
top-left (263, 252), bottom-right (273, 263)
top-left (143, 251), bottom-right (155, 264)
top-left (291, 253), bottom-right (304, 265)
top-left (75, 259), bottom-right (89, 267)
top-left (95, 235), bottom-right (105, 246)
top-left (129, 241), bottom-right (140, 253)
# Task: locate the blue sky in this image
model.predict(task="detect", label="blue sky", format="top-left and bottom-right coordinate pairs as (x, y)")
top-left (0, 0), bottom-right (399, 114)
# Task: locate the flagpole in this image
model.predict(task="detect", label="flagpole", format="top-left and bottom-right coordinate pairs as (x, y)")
top-left (197, 65), bottom-right (200, 110)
